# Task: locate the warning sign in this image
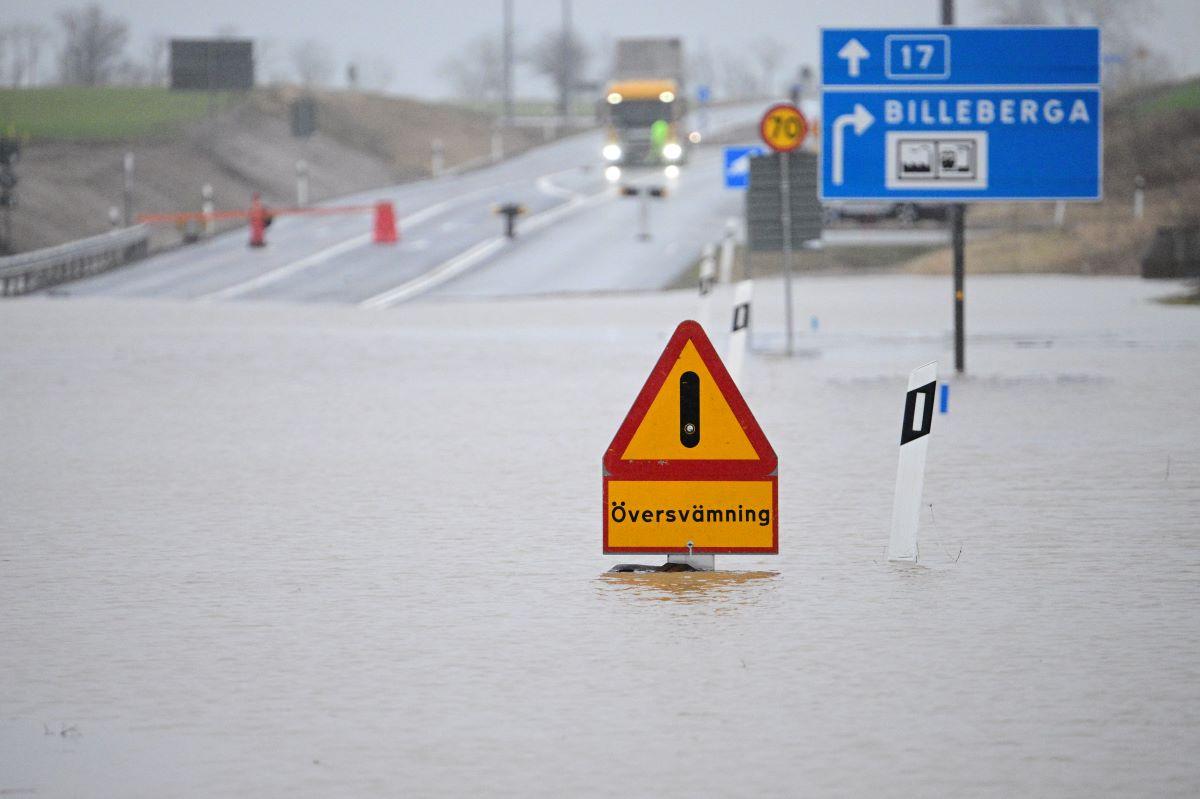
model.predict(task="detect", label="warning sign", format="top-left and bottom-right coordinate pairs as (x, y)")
top-left (603, 321), bottom-right (778, 554)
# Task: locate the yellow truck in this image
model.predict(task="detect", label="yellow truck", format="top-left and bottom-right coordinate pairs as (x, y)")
top-left (601, 38), bottom-right (694, 172)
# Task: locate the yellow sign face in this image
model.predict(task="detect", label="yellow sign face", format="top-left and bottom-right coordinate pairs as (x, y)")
top-left (606, 480), bottom-right (776, 552)
top-left (759, 103), bottom-right (808, 153)
top-left (620, 341), bottom-right (757, 462)
top-left (603, 321), bottom-right (778, 554)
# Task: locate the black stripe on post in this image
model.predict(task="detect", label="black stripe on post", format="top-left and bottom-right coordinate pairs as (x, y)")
top-left (732, 302), bottom-right (750, 332)
top-left (900, 381), bottom-right (937, 445)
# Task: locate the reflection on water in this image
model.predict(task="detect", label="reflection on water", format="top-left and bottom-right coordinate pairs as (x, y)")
top-left (597, 570), bottom-right (779, 604)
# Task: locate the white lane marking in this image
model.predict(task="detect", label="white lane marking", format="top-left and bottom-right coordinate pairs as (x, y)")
top-left (359, 237), bottom-right (507, 309)
top-left (199, 197), bottom-right (460, 300)
top-left (536, 172), bottom-right (581, 200)
top-left (358, 184), bottom-right (612, 309)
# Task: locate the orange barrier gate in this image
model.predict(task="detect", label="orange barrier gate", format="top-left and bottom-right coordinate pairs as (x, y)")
top-left (138, 199), bottom-right (400, 246)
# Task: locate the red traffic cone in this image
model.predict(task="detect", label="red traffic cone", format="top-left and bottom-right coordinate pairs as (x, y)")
top-left (248, 192), bottom-right (266, 247)
top-left (373, 201), bottom-right (398, 244)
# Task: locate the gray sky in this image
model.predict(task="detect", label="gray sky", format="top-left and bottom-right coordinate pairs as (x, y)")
top-left (7, 0), bottom-right (1198, 98)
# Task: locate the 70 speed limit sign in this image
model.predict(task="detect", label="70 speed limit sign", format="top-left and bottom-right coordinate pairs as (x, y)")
top-left (759, 103), bottom-right (808, 152)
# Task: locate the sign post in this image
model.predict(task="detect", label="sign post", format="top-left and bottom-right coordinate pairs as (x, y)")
top-left (820, 26), bottom-right (1102, 373)
top-left (603, 321), bottom-right (778, 568)
top-left (759, 103), bottom-right (808, 356)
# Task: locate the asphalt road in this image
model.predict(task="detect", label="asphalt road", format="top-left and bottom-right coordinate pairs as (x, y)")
top-left (60, 105), bottom-right (764, 305)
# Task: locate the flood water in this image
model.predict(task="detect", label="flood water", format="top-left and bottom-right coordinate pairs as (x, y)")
top-left (2, 275), bottom-right (1199, 796)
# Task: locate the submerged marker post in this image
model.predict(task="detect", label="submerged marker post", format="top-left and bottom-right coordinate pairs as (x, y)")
top-left (888, 362), bottom-right (938, 562)
top-left (727, 279), bottom-right (753, 388)
top-left (697, 243), bottom-right (716, 334)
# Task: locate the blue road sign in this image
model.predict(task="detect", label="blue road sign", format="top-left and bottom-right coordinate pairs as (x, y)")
top-left (697, 84), bottom-right (712, 104)
top-left (724, 145), bottom-right (765, 189)
top-left (820, 27), bottom-right (1102, 201)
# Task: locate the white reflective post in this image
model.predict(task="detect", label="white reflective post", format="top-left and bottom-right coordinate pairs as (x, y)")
top-left (726, 279), bottom-right (753, 388)
top-left (888, 361), bottom-right (938, 562)
top-left (201, 183), bottom-right (214, 236)
top-left (697, 243), bottom-right (716, 334)
top-left (295, 159), bottom-right (309, 207)
top-left (718, 218), bottom-right (737, 283)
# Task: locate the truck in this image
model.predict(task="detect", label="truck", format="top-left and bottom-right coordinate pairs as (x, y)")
top-left (601, 38), bottom-right (694, 173)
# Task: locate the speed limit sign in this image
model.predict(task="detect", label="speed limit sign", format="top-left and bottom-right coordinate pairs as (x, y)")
top-left (759, 103), bottom-right (808, 152)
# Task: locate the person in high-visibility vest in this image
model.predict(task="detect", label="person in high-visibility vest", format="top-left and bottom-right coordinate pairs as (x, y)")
top-left (650, 119), bottom-right (669, 159)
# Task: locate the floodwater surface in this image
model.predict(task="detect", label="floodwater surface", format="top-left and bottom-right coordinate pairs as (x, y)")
top-left (2, 275), bottom-right (1198, 796)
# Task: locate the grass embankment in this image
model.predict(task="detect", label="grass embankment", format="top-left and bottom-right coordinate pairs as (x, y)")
top-left (458, 99), bottom-right (597, 118)
top-left (0, 87), bottom-right (236, 141)
top-left (1, 85), bottom-right (547, 253)
top-left (904, 77), bottom-right (1200, 277)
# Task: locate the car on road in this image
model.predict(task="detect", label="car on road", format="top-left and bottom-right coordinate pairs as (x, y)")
top-left (823, 201), bottom-right (949, 226)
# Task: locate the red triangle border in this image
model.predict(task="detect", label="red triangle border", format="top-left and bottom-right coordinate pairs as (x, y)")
top-left (602, 320), bottom-right (777, 480)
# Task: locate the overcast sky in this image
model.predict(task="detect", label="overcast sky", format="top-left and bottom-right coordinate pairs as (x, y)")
top-left (8, 0), bottom-right (1198, 98)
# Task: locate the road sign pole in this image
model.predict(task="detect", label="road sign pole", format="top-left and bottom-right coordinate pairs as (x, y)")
top-left (780, 151), bottom-right (795, 356)
top-left (941, 0), bottom-right (966, 374)
top-left (952, 205), bottom-right (965, 373)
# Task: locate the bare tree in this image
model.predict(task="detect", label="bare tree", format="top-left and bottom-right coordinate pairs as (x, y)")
top-left (985, 0), bottom-right (1054, 24)
top-left (438, 34), bottom-right (504, 101)
top-left (290, 39), bottom-right (334, 87)
top-left (528, 29), bottom-right (590, 110)
top-left (752, 36), bottom-right (786, 98)
top-left (984, 0), bottom-right (1170, 91)
top-left (688, 43), bottom-right (718, 97)
top-left (719, 51), bottom-right (760, 100)
top-left (57, 4), bottom-right (129, 86)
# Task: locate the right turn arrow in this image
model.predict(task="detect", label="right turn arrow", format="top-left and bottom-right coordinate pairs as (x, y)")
top-left (832, 104), bottom-right (875, 187)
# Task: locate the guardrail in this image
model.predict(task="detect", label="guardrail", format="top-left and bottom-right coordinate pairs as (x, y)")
top-left (0, 225), bottom-right (149, 297)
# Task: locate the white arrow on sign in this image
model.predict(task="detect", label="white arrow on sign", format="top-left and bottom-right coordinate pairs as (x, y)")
top-left (831, 104), bottom-right (874, 186)
top-left (837, 38), bottom-right (870, 78)
top-left (728, 152), bottom-right (754, 177)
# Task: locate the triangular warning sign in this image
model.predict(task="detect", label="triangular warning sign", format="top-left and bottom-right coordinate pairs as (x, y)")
top-left (603, 320), bottom-right (776, 479)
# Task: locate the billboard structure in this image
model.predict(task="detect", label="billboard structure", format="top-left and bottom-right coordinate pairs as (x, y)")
top-left (170, 39), bottom-right (254, 91)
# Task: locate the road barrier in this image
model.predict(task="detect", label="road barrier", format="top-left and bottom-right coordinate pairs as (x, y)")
top-left (0, 225), bottom-right (149, 297)
top-left (138, 199), bottom-right (399, 247)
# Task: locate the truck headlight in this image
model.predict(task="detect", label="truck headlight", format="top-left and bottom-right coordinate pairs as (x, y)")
top-left (602, 143), bottom-right (622, 161)
top-left (662, 142), bottom-right (682, 161)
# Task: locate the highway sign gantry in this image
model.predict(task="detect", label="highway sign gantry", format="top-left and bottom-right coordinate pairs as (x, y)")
top-left (820, 27), bottom-right (1101, 201)
top-left (759, 103), bottom-right (808, 153)
top-left (603, 321), bottom-right (778, 555)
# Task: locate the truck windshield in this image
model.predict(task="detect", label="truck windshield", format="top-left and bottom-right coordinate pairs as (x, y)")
top-left (611, 100), bottom-right (676, 127)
